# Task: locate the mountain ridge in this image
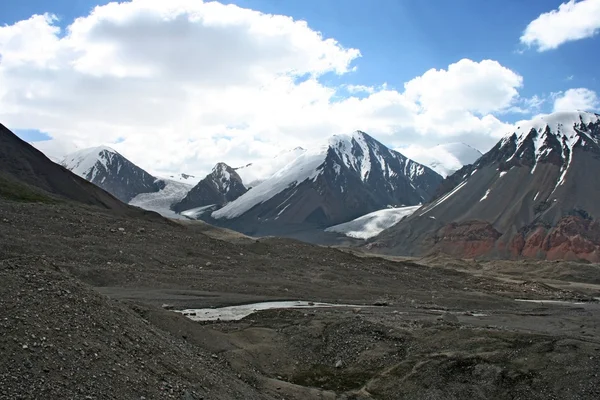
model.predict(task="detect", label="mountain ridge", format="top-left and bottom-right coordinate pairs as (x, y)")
top-left (369, 110), bottom-right (600, 261)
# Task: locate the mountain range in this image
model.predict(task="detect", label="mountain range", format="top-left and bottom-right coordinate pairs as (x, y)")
top-left (46, 111), bottom-right (600, 260)
top-left (56, 130), bottom-right (444, 239)
top-left (209, 131), bottom-right (442, 236)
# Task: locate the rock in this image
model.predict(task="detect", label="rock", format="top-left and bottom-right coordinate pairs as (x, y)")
top-left (137, 228), bottom-right (145, 233)
top-left (352, 308), bottom-right (362, 314)
top-left (118, 227), bottom-right (125, 232)
top-left (373, 301), bottom-right (389, 307)
top-left (335, 360), bottom-right (343, 368)
top-left (161, 304), bottom-right (174, 310)
top-left (205, 262), bottom-right (212, 267)
top-left (438, 312), bottom-right (459, 324)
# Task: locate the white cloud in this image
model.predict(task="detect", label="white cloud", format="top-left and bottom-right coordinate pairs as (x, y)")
top-left (553, 88), bottom-right (599, 111)
top-left (0, 0), bottom-right (524, 179)
top-left (521, 0), bottom-right (600, 51)
top-left (403, 59), bottom-right (523, 115)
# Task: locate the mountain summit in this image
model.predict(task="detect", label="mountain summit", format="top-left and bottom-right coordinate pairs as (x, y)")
top-left (210, 131), bottom-right (442, 236)
top-left (371, 111), bottom-right (600, 261)
top-left (171, 162), bottom-right (247, 213)
top-left (61, 147), bottom-right (164, 203)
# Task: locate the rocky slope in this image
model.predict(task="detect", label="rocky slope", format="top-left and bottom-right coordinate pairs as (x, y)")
top-left (210, 131), bottom-right (442, 236)
top-left (171, 162), bottom-right (247, 213)
top-left (370, 111), bottom-right (600, 261)
top-left (0, 123), bottom-right (137, 214)
top-left (62, 146), bottom-right (165, 203)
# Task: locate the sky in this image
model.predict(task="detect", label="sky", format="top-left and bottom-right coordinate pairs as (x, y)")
top-left (1, 0), bottom-right (599, 177)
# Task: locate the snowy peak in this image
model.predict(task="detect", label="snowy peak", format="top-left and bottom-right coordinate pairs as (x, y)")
top-left (208, 162), bottom-right (245, 194)
top-left (327, 130), bottom-right (431, 184)
top-left (61, 146), bottom-right (163, 203)
top-left (211, 130), bottom-right (442, 228)
top-left (62, 146), bottom-right (120, 180)
top-left (500, 111), bottom-right (600, 168)
top-left (171, 162), bottom-right (248, 213)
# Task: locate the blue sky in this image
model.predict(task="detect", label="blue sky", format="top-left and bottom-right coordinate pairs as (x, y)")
top-left (1, 0), bottom-right (599, 174)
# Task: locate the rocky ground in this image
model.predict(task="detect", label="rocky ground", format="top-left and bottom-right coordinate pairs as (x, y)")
top-left (1, 198), bottom-right (600, 399)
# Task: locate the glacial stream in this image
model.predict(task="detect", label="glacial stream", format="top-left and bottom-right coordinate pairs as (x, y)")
top-left (176, 300), bottom-right (366, 321)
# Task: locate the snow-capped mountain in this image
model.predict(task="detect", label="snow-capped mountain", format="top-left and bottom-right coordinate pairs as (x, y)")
top-left (371, 111), bottom-right (600, 261)
top-left (209, 131), bottom-right (442, 234)
top-left (171, 162), bottom-right (247, 213)
top-left (402, 143), bottom-right (483, 177)
top-left (235, 147), bottom-right (307, 188)
top-left (61, 147), bottom-right (164, 203)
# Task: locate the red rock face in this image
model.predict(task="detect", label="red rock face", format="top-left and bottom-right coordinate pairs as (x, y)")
top-left (431, 216), bottom-right (600, 262)
top-left (433, 221), bottom-right (501, 258)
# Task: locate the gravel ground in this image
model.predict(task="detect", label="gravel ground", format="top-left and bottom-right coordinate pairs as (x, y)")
top-left (1, 198), bottom-right (600, 399)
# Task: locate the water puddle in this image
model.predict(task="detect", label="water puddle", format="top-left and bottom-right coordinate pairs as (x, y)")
top-left (176, 301), bottom-right (365, 321)
top-left (515, 299), bottom-right (586, 305)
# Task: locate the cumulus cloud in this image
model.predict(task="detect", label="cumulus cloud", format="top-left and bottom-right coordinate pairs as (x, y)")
top-left (403, 59), bottom-right (523, 115)
top-left (520, 0), bottom-right (600, 51)
top-left (0, 0), bottom-right (525, 178)
top-left (553, 88), bottom-right (599, 111)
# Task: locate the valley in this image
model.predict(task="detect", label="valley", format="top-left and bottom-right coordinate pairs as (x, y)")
top-left (2, 0), bottom-right (600, 398)
top-left (2, 197), bottom-right (600, 399)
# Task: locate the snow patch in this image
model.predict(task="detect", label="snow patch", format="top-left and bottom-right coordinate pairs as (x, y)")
top-left (180, 204), bottom-right (217, 219)
top-left (325, 206), bottom-right (420, 240)
top-left (480, 189), bottom-right (491, 202)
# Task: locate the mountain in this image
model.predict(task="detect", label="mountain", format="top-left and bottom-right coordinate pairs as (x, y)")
top-left (370, 111), bottom-right (600, 261)
top-left (0, 123), bottom-right (139, 214)
top-left (235, 147), bottom-right (307, 188)
top-left (171, 162), bottom-right (247, 213)
top-left (402, 143), bottom-right (483, 177)
top-left (210, 131), bottom-right (442, 236)
top-left (62, 147), bottom-right (165, 203)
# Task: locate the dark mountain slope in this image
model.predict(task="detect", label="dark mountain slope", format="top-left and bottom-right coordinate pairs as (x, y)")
top-left (0, 123), bottom-right (134, 213)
